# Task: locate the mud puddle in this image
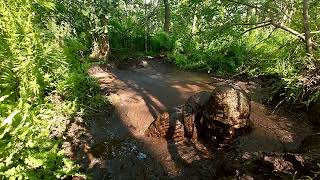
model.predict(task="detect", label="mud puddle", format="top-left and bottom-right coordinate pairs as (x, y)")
top-left (65, 58), bottom-right (314, 179)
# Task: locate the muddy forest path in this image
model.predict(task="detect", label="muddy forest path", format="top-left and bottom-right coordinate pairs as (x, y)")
top-left (64, 58), bottom-right (313, 179)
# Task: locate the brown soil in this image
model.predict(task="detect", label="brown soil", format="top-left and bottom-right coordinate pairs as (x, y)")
top-left (64, 58), bottom-right (315, 179)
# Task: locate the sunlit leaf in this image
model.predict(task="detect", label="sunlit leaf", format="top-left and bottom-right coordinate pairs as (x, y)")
top-left (1, 110), bottom-right (19, 127)
top-left (0, 95), bottom-right (9, 103)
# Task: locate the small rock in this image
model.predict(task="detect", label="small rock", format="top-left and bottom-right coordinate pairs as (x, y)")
top-left (263, 156), bottom-right (294, 173)
top-left (239, 175), bottom-right (254, 180)
top-left (137, 152), bottom-right (147, 160)
top-left (129, 145), bottom-right (138, 152)
top-left (242, 152), bottom-right (252, 160)
top-left (112, 151), bottom-right (116, 157)
top-left (140, 60), bottom-right (148, 67)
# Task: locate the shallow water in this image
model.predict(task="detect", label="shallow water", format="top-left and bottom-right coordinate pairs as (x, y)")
top-left (83, 59), bottom-right (313, 177)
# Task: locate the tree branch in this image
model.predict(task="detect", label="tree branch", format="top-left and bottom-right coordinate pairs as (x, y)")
top-left (251, 27), bottom-right (277, 49)
top-left (233, 20), bottom-right (271, 26)
top-left (225, 0), bottom-right (317, 51)
top-left (271, 21), bottom-right (318, 50)
top-left (240, 23), bottom-right (271, 35)
top-left (303, 0), bottom-right (313, 54)
top-left (271, 21), bottom-right (306, 41)
top-left (300, 31), bottom-right (320, 35)
top-left (310, 31), bottom-right (320, 34)
top-left (272, 2), bottom-right (292, 22)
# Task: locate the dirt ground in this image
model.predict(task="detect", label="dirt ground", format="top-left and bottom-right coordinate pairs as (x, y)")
top-left (64, 57), bottom-right (315, 179)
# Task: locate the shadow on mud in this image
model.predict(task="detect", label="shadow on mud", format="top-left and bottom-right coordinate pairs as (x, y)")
top-left (64, 106), bottom-right (169, 179)
top-left (64, 59), bottom-right (316, 179)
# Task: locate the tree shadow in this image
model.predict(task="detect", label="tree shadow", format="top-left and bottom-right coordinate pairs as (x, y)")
top-left (65, 59), bottom-right (314, 179)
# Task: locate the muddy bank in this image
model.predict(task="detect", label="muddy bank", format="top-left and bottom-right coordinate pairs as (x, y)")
top-left (64, 57), bottom-right (317, 179)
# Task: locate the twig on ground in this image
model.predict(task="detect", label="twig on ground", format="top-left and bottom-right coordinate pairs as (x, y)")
top-left (272, 97), bottom-right (288, 113)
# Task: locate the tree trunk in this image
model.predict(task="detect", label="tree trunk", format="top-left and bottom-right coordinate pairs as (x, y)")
top-left (303, 0), bottom-right (313, 55)
top-left (192, 6), bottom-right (198, 34)
top-left (316, 14), bottom-right (320, 31)
top-left (99, 34), bottom-right (110, 58)
top-left (163, 0), bottom-right (170, 32)
top-left (144, 1), bottom-right (149, 52)
top-left (246, 6), bottom-right (253, 35)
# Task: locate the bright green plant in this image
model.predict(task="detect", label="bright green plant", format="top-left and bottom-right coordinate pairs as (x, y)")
top-left (150, 31), bottom-right (175, 52)
top-left (0, 0), bottom-right (107, 178)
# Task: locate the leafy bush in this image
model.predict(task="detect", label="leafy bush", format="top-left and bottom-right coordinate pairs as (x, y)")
top-left (0, 0), bottom-right (105, 178)
top-left (57, 70), bottom-right (105, 110)
top-left (109, 17), bottom-right (146, 52)
top-left (150, 31), bottom-right (175, 52)
top-left (170, 34), bottom-right (252, 74)
top-left (0, 100), bottom-right (80, 179)
top-left (169, 23), bottom-right (320, 110)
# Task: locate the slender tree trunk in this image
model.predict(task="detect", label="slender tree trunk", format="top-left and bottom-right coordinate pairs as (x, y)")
top-left (192, 14), bottom-right (197, 34)
top-left (163, 0), bottom-right (170, 32)
top-left (246, 6), bottom-right (253, 35)
top-left (316, 14), bottom-right (320, 31)
top-left (192, 6), bottom-right (198, 34)
top-left (303, 0), bottom-right (313, 55)
top-left (145, 1), bottom-right (148, 52)
top-left (99, 34), bottom-right (110, 58)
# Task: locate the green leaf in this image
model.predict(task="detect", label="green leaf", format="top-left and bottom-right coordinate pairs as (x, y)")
top-left (25, 155), bottom-right (44, 169)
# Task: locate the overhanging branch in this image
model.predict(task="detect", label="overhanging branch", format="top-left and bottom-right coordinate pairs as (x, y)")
top-left (240, 22), bottom-right (271, 35)
top-left (271, 21), bottom-right (306, 41)
top-left (233, 20), bottom-right (271, 26)
top-left (251, 27), bottom-right (277, 49)
top-left (310, 31), bottom-right (320, 34)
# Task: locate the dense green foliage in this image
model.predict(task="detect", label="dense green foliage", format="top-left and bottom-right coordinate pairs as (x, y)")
top-left (109, 0), bottom-right (320, 109)
top-left (169, 0), bottom-right (319, 109)
top-left (0, 0), bottom-right (104, 178)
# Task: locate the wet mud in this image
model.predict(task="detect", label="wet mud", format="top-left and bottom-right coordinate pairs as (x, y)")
top-left (64, 58), bottom-right (316, 179)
